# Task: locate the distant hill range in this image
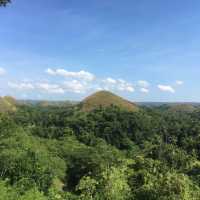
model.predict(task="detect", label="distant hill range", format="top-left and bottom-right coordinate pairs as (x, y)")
top-left (138, 102), bottom-right (200, 113)
top-left (137, 102), bottom-right (200, 107)
top-left (0, 96), bottom-right (17, 112)
top-left (79, 90), bottom-right (139, 112)
top-left (17, 99), bottom-right (78, 107)
top-left (1, 92), bottom-right (200, 113)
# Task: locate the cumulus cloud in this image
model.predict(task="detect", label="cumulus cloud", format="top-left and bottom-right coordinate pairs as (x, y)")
top-left (158, 84), bottom-right (175, 93)
top-left (176, 80), bottom-right (184, 85)
top-left (102, 78), bottom-right (135, 92)
top-left (105, 77), bottom-right (117, 84)
top-left (137, 80), bottom-right (150, 88)
top-left (126, 86), bottom-right (135, 92)
top-left (8, 79), bottom-right (90, 94)
top-left (46, 68), bottom-right (55, 75)
top-left (46, 68), bottom-right (95, 81)
top-left (36, 83), bottom-right (65, 94)
top-left (0, 67), bottom-right (6, 76)
top-left (140, 88), bottom-right (149, 93)
top-left (63, 80), bottom-right (88, 93)
top-left (117, 79), bottom-right (135, 92)
top-left (45, 68), bottom-right (136, 93)
top-left (8, 82), bottom-right (35, 90)
top-left (7, 68), bottom-right (149, 96)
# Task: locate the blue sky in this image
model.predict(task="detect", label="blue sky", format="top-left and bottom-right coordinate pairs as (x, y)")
top-left (0, 0), bottom-right (200, 101)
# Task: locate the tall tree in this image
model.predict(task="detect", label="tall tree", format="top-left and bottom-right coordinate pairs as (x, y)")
top-left (0, 0), bottom-right (10, 6)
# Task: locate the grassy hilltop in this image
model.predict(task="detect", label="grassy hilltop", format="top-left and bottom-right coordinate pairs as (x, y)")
top-left (80, 90), bottom-right (139, 112)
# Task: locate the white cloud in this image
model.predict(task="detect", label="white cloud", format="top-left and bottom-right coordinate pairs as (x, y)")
top-left (140, 88), bottom-right (149, 93)
top-left (125, 86), bottom-right (135, 92)
top-left (46, 68), bottom-right (95, 81)
top-left (8, 79), bottom-right (90, 95)
top-left (63, 80), bottom-right (87, 93)
top-left (105, 77), bottom-right (117, 84)
top-left (176, 80), bottom-right (184, 85)
top-left (9, 69), bottom-right (157, 96)
top-left (158, 84), bottom-right (175, 93)
top-left (8, 81), bottom-right (65, 94)
top-left (36, 83), bottom-right (65, 94)
top-left (116, 79), bottom-right (135, 92)
top-left (8, 82), bottom-right (35, 90)
top-left (46, 68), bottom-right (55, 75)
top-left (46, 69), bottom-right (135, 93)
top-left (102, 78), bottom-right (135, 93)
top-left (137, 80), bottom-right (150, 88)
top-left (0, 67), bottom-right (6, 76)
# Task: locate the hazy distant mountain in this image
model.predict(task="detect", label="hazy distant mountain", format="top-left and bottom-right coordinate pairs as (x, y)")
top-left (17, 99), bottom-right (78, 107)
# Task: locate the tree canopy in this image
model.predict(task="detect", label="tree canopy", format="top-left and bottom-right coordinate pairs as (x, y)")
top-left (0, 102), bottom-right (200, 199)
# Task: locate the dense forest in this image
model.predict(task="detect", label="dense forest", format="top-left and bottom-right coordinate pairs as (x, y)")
top-left (0, 92), bottom-right (200, 200)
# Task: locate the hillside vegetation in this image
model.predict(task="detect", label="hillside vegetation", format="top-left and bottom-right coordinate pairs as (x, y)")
top-left (0, 96), bottom-right (17, 112)
top-left (168, 104), bottom-right (197, 113)
top-left (0, 92), bottom-right (200, 199)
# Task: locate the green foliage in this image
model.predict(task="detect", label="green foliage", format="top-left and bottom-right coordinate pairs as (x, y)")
top-left (133, 172), bottom-right (200, 200)
top-left (0, 101), bottom-right (200, 199)
top-left (76, 176), bottom-right (98, 200)
top-left (100, 165), bottom-right (131, 200)
top-left (0, 130), bottom-right (66, 192)
top-left (0, 180), bottom-right (16, 200)
top-left (19, 188), bottom-right (47, 200)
